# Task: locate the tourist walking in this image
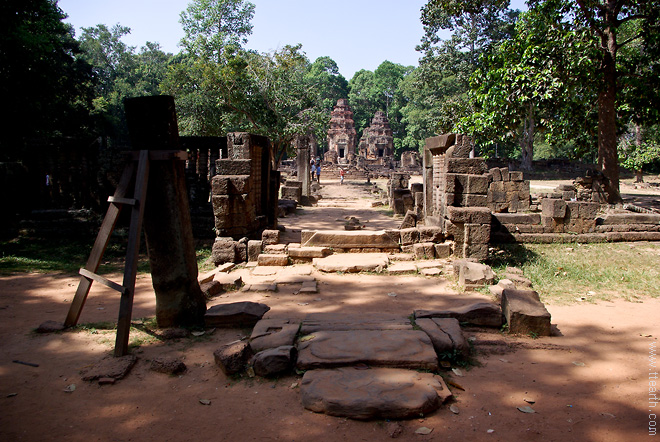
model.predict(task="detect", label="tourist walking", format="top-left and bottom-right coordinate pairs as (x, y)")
top-left (316, 163), bottom-right (321, 184)
top-left (310, 158), bottom-right (315, 181)
top-left (340, 168), bottom-right (345, 185)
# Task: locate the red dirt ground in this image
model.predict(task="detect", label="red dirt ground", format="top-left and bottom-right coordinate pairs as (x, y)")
top-left (1, 176), bottom-right (659, 441)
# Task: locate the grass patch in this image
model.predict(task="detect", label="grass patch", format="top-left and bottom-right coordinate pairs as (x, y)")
top-left (0, 236), bottom-right (214, 276)
top-left (488, 242), bottom-right (660, 304)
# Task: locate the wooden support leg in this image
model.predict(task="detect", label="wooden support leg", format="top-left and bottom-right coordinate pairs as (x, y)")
top-left (114, 151), bottom-right (150, 356)
top-left (64, 162), bottom-right (136, 328)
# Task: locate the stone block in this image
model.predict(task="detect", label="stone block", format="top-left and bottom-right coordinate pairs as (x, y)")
top-left (500, 167), bottom-right (510, 181)
top-left (252, 346), bottom-right (297, 377)
top-left (413, 242), bottom-right (436, 259)
top-left (205, 301), bottom-right (270, 328)
top-left (302, 230), bottom-right (400, 249)
top-left (415, 302), bottom-right (503, 328)
top-left (425, 134), bottom-right (456, 154)
top-left (418, 226), bottom-right (444, 243)
top-left (562, 190), bottom-right (576, 201)
top-left (288, 247), bottom-right (330, 259)
top-left (211, 237), bottom-right (236, 265)
top-left (262, 229), bottom-right (280, 245)
top-left (493, 213), bottom-right (541, 225)
top-left (264, 244), bottom-right (287, 254)
top-left (391, 198), bottom-right (405, 215)
top-left (541, 198), bottom-right (567, 219)
top-left (464, 223), bottom-right (491, 245)
top-left (215, 159), bottom-right (252, 175)
top-left (459, 194), bottom-right (489, 207)
top-left (301, 368), bottom-right (451, 420)
top-left (457, 261), bottom-right (494, 287)
top-left (501, 289), bottom-right (551, 336)
top-left (434, 242), bottom-right (452, 258)
top-left (211, 175), bottom-right (251, 195)
top-left (445, 221), bottom-right (464, 244)
top-left (214, 342), bottom-right (252, 375)
top-left (399, 210), bottom-right (417, 229)
top-left (257, 254), bottom-right (289, 266)
top-left (489, 168), bottom-right (502, 181)
top-left (446, 206), bottom-right (491, 224)
top-left (509, 171), bottom-right (524, 181)
top-left (247, 240), bottom-right (262, 262)
top-left (432, 318), bottom-right (470, 357)
top-left (313, 253), bottom-right (389, 273)
top-left (578, 202), bottom-right (600, 219)
top-left (281, 186), bottom-right (302, 202)
top-left (464, 174), bottom-right (490, 194)
top-left (462, 243), bottom-right (489, 261)
top-left (447, 158), bottom-right (488, 175)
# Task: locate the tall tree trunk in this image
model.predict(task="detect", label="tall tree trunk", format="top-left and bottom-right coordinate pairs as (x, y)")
top-left (597, 27), bottom-right (622, 203)
top-left (634, 122), bottom-right (644, 183)
top-left (520, 103), bottom-right (534, 171)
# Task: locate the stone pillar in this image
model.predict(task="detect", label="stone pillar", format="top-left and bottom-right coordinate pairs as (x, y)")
top-left (124, 95), bottom-right (206, 328)
top-left (296, 134), bottom-right (311, 198)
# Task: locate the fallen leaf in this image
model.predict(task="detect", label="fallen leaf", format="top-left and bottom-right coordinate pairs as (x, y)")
top-left (517, 406), bottom-right (536, 413)
top-left (246, 367), bottom-right (255, 378)
top-left (199, 399), bottom-right (211, 405)
top-left (600, 412), bottom-right (616, 418)
top-left (387, 292), bottom-right (397, 297)
top-left (572, 361), bottom-right (585, 367)
top-left (297, 302), bottom-right (309, 306)
top-left (191, 331), bottom-right (205, 337)
top-left (299, 334), bottom-right (315, 342)
top-left (452, 368), bottom-right (465, 377)
top-left (524, 398), bottom-right (536, 404)
top-left (498, 358), bottom-right (510, 363)
top-left (6, 393), bottom-right (17, 398)
top-left (415, 427), bottom-right (433, 435)
top-left (440, 361), bottom-right (451, 369)
top-left (290, 382), bottom-right (299, 389)
top-left (450, 405), bottom-right (460, 414)
top-left (446, 380), bottom-right (465, 391)
top-left (487, 429), bottom-right (495, 434)
top-left (63, 384), bottom-right (76, 393)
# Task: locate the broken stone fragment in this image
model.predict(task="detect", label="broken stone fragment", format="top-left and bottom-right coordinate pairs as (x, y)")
top-left (204, 301), bottom-right (270, 328)
top-left (150, 357), bottom-right (187, 375)
top-left (81, 355), bottom-right (137, 382)
top-left (414, 302), bottom-right (503, 328)
top-left (213, 341), bottom-right (252, 375)
top-left (501, 289), bottom-right (552, 336)
top-left (251, 345), bottom-right (297, 377)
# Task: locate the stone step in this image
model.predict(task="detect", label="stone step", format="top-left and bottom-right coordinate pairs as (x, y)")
top-left (301, 367), bottom-right (452, 420)
top-left (313, 253), bottom-right (389, 273)
top-left (301, 230), bottom-right (399, 249)
top-left (296, 330), bottom-right (438, 371)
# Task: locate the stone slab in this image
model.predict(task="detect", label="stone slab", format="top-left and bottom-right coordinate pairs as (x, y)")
top-left (301, 367), bottom-right (451, 420)
top-left (415, 302), bottom-right (503, 328)
top-left (501, 289), bottom-right (552, 336)
top-left (81, 355), bottom-right (137, 382)
top-left (251, 266), bottom-right (282, 276)
top-left (257, 254), bottom-right (289, 266)
top-left (288, 247), bottom-right (331, 259)
top-left (205, 301), bottom-right (270, 328)
top-left (300, 313), bottom-right (412, 334)
top-left (387, 262), bottom-right (418, 275)
top-left (313, 253), bottom-right (389, 273)
top-left (296, 330), bottom-right (438, 370)
top-left (252, 345), bottom-right (296, 377)
top-left (598, 213), bottom-right (660, 225)
top-left (301, 230), bottom-right (400, 249)
top-left (242, 283), bottom-right (277, 292)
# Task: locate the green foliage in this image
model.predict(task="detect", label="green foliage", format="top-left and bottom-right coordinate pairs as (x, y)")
top-left (0, 0), bottom-right (95, 154)
top-left (619, 124), bottom-right (660, 174)
top-left (179, 0), bottom-right (255, 62)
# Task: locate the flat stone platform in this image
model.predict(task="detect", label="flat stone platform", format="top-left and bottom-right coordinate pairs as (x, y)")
top-left (301, 367), bottom-right (451, 420)
top-left (296, 330), bottom-right (438, 370)
top-left (301, 230), bottom-right (399, 249)
top-left (313, 253), bottom-right (389, 273)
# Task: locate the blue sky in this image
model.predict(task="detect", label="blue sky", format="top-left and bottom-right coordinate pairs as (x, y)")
top-left (57, 0), bottom-right (526, 80)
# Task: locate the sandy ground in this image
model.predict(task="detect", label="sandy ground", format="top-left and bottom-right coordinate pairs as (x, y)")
top-left (1, 177), bottom-right (659, 442)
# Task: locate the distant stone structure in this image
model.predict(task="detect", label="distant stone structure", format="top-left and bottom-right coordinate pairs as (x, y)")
top-left (326, 99), bottom-right (356, 164)
top-left (211, 132), bottom-right (279, 239)
top-left (358, 111), bottom-right (394, 164)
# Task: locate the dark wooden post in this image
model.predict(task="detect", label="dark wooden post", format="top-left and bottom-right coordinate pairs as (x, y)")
top-left (124, 96), bottom-right (206, 328)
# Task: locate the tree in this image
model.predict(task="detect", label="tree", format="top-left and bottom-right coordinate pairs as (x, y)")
top-left (619, 123), bottom-right (660, 182)
top-left (410, 0), bottom-right (518, 143)
top-left (527, 0), bottom-right (660, 202)
top-left (0, 0), bottom-right (94, 154)
top-left (179, 0), bottom-right (255, 62)
top-left (459, 7), bottom-right (599, 169)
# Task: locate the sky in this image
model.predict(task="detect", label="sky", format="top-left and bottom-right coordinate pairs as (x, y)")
top-left (57, 0), bottom-right (527, 80)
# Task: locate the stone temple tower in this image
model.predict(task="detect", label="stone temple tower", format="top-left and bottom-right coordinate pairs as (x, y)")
top-left (326, 99), bottom-right (356, 164)
top-left (358, 111), bottom-right (394, 161)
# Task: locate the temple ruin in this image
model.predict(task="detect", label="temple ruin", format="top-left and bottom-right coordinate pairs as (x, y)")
top-left (325, 99), bottom-right (356, 164)
top-left (357, 111), bottom-right (394, 166)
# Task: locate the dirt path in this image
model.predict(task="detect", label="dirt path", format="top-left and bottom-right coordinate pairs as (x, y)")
top-left (1, 179), bottom-right (659, 441)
